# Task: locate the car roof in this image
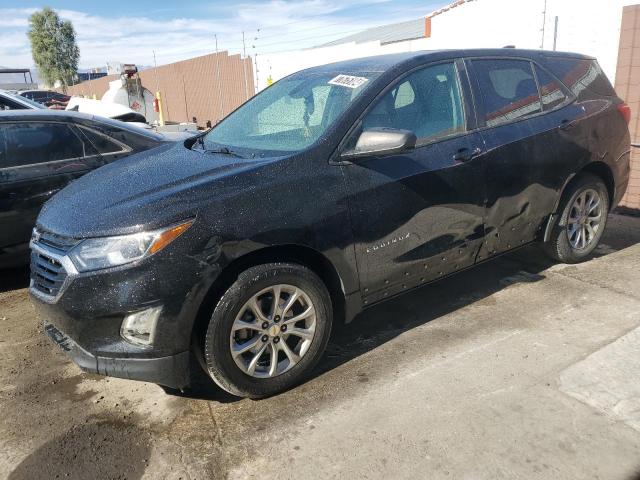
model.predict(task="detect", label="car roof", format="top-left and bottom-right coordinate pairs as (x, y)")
top-left (304, 48), bottom-right (596, 74)
top-left (0, 109), bottom-right (164, 141)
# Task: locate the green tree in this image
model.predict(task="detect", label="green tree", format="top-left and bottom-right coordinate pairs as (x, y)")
top-left (27, 7), bottom-right (80, 90)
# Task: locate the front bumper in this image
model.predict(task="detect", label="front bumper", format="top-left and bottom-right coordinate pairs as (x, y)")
top-left (29, 228), bottom-right (220, 388)
top-left (44, 321), bottom-right (190, 389)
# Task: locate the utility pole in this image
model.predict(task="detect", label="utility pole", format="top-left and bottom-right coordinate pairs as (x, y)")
top-left (540, 0), bottom-right (547, 49)
top-left (253, 29), bottom-right (260, 93)
top-left (242, 31), bottom-right (250, 100)
top-left (553, 16), bottom-right (559, 51)
top-left (153, 50), bottom-right (160, 93)
top-left (214, 34), bottom-right (225, 119)
top-left (254, 53), bottom-right (259, 94)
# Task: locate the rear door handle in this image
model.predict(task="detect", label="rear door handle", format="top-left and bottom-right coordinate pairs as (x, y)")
top-left (453, 147), bottom-right (483, 163)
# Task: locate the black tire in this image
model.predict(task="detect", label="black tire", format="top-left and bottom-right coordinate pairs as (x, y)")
top-left (543, 173), bottom-right (609, 263)
top-left (203, 263), bottom-right (332, 398)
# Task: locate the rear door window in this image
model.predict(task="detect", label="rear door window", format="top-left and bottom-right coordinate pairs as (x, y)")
top-left (1, 122), bottom-right (89, 168)
top-left (534, 65), bottom-right (570, 111)
top-left (471, 59), bottom-right (542, 127)
top-left (361, 62), bottom-right (466, 144)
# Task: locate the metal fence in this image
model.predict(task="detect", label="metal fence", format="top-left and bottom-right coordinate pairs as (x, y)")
top-left (65, 51), bottom-right (254, 128)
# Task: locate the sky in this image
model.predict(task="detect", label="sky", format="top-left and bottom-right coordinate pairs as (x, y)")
top-left (0, 0), bottom-right (449, 70)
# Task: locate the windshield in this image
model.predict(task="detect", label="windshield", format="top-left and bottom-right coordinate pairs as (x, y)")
top-left (202, 70), bottom-right (379, 155)
top-left (6, 92), bottom-right (46, 109)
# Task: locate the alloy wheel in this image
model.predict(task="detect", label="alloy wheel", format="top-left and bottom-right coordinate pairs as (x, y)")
top-left (230, 284), bottom-right (317, 378)
top-left (567, 188), bottom-right (602, 250)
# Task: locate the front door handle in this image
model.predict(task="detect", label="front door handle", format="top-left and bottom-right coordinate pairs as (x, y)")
top-left (453, 147), bottom-right (482, 163)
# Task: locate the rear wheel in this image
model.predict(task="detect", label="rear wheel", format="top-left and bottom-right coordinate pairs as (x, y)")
top-left (203, 263), bottom-right (332, 398)
top-left (543, 173), bottom-right (609, 263)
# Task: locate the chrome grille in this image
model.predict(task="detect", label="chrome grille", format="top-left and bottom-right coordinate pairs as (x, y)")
top-left (30, 229), bottom-right (79, 298)
top-left (31, 250), bottom-right (67, 296)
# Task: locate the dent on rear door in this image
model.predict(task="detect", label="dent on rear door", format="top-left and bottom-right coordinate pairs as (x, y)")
top-left (467, 58), bottom-right (564, 257)
top-left (480, 99), bottom-right (590, 256)
top-left (480, 117), bottom-right (563, 256)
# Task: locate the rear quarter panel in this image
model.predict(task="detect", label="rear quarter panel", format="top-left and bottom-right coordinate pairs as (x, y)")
top-left (540, 56), bottom-right (631, 207)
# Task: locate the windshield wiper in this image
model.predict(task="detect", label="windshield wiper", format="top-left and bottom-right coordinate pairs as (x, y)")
top-left (204, 146), bottom-right (244, 158)
top-left (193, 137), bottom-right (244, 158)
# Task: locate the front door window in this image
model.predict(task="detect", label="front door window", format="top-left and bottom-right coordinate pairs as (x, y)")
top-left (361, 62), bottom-right (466, 144)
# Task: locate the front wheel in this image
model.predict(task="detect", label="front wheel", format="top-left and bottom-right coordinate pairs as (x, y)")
top-left (203, 263), bottom-right (332, 398)
top-left (543, 173), bottom-right (609, 264)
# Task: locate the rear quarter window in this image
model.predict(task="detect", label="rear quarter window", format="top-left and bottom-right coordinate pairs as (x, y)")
top-left (543, 58), bottom-right (616, 98)
top-left (78, 126), bottom-right (128, 155)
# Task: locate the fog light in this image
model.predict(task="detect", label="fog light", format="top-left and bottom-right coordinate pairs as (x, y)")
top-left (120, 306), bottom-right (162, 346)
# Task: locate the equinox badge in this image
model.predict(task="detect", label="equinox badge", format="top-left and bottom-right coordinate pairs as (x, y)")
top-left (366, 233), bottom-right (411, 254)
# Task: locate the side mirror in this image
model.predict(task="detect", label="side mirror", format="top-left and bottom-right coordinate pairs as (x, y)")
top-left (342, 127), bottom-right (416, 159)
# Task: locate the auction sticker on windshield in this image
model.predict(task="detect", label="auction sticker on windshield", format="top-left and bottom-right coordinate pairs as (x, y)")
top-left (328, 74), bottom-right (368, 89)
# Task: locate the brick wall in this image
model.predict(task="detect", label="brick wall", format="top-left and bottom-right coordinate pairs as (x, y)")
top-left (65, 51), bottom-right (254, 128)
top-left (615, 4), bottom-right (640, 210)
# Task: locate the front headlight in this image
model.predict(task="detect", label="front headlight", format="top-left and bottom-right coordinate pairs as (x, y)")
top-left (68, 220), bottom-right (194, 272)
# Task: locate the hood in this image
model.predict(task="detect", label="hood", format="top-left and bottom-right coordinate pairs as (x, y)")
top-left (66, 97), bottom-right (136, 119)
top-left (157, 130), bottom-right (199, 142)
top-left (38, 142), bottom-right (272, 238)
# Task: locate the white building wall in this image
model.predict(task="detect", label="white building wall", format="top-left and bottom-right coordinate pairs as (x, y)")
top-left (544, 0), bottom-right (636, 83)
top-left (256, 0), bottom-right (637, 91)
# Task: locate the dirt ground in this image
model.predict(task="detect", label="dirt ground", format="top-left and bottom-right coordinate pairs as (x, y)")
top-left (1, 213), bottom-right (639, 480)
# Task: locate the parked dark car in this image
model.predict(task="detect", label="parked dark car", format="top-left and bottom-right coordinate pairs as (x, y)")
top-left (18, 90), bottom-right (71, 109)
top-left (0, 110), bottom-right (167, 267)
top-left (31, 49), bottom-right (630, 398)
top-left (0, 90), bottom-right (47, 110)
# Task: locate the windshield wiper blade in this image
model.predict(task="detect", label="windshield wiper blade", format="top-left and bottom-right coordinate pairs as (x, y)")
top-left (192, 137), bottom-right (244, 158)
top-left (204, 146), bottom-right (244, 158)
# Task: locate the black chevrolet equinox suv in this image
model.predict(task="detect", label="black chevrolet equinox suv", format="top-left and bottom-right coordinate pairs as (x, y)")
top-left (31, 49), bottom-right (631, 398)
